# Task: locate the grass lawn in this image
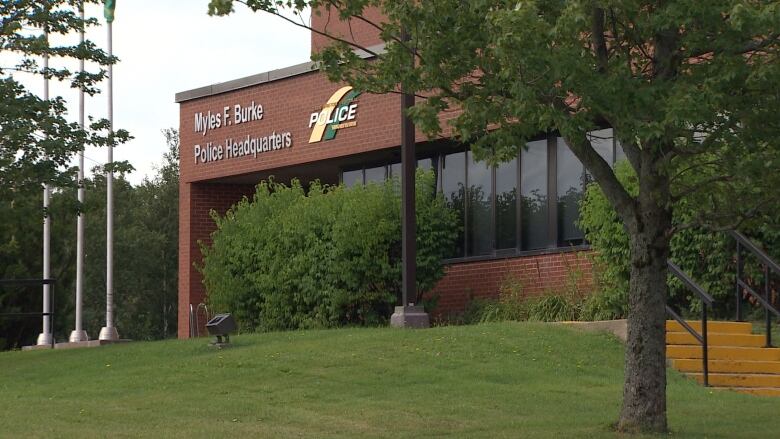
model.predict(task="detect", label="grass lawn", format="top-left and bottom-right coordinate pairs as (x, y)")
top-left (0, 322), bottom-right (776, 438)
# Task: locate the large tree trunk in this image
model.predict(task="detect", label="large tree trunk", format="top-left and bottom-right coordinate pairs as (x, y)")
top-left (617, 173), bottom-right (672, 433)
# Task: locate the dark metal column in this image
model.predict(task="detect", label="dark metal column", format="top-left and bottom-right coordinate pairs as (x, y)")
top-left (401, 89), bottom-right (416, 307)
top-left (390, 28), bottom-right (429, 328)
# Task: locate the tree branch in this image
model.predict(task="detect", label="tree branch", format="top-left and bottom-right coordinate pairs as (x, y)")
top-left (591, 7), bottom-right (608, 73)
top-left (670, 174), bottom-right (733, 202)
top-left (235, 0), bottom-right (381, 57)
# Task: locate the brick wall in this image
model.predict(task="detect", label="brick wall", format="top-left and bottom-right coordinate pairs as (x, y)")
top-left (178, 182), bottom-right (255, 338)
top-left (429, 251), bottom-right (595, 319)
top-left (311, 6), bottom-right (386, 54)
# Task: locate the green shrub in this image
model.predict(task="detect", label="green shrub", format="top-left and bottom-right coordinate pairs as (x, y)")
top-left (466, 271), bottom-right (587, 324)
top-left (199, 170), bottom-right (458, 332)
top-left (474, 277), bottom-right (530, 323)
top-left (527, 294), bottom-right (582, 322)
top-left (578, 161), bottom-right (780, 319)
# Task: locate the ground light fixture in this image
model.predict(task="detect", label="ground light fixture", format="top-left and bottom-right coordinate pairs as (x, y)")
top-left (206, 313), bottom-right (236, 347)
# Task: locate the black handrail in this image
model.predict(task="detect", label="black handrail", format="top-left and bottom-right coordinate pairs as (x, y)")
top-left (668, 261), bottom-right (715, 307)
top-left (731, 231), bottom-right (780, 274)
top-left (667, 261), bottom-right (712, 386)
top-left (0, 279), bottom-right (56, 349)
top-left (731, 230), bottom-right (780, 347)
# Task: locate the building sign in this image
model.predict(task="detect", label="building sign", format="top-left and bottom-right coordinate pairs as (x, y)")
top-left (192, 101), bottom-right (292, 164)
top-left (194, 101), bottom-right (264, 136)
top-left (308, 86), bottom-right (361, 143)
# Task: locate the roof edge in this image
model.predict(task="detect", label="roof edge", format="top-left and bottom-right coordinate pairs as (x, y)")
top-left (175, 43), bottom-right (386, 104)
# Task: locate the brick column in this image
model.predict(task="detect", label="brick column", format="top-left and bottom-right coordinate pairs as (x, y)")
top-left (178, 182), bottom-right (255, 338)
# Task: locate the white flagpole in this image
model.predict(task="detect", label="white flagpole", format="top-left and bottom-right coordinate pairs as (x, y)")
top-left (36, 31), bottom-right (53, 347)
top-left (70, 2), bottom-right (88, 343)
top-left (99, 12), bottom-right (118, 341)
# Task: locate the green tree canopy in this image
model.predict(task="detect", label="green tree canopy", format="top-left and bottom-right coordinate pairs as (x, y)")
top-left (0, 129), bottom-right (179, 349)
top-left (0, 0), bottom-right (129, 197)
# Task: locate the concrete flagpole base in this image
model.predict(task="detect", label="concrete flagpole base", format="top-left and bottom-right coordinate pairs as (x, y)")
top-left (390, 305), bottom-right (430, 329)
top-left (98, 326), bottom-right (119, 341)
top-left (68, 330), bottom-right (89, 343)
top-left (36, 332), bottom-right (53, 346)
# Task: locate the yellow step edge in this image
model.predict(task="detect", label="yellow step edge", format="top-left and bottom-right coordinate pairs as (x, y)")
top-left (672, 358), bottom-right (780, 374)
top-left (666, 320), bottom-right (753, 334)
top-left (687, 372), bottom-right (780, 388)
top-left (667, 345), bottom-right (780, 362)
top-left (666, 332), bottom-right (767, 347)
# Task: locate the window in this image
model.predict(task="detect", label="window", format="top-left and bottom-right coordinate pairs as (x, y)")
top-left (389, 162), bottom-right (401, 179)
top-left (342, 169), bottom-right (362, 187)
top-left (364, 166), bottom-right (385, 184)
top-left (339, 129), bottom-right (624, 259)
top-left (495, 158), bottom-right (518, 250)
top-left (521, 139), bottom-right (549, 250)
top-left (588, 128), bottom-right (615, 164)
top-left (441, 152), bottom-right (466, 258)
top-left (556, 138), bottom-right (585, 245)
top-left (418, 157), bottom-right (432, 171)
top-left (467, 152), bottom-right (493, 256)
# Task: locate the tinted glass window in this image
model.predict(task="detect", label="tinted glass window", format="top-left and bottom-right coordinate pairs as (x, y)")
top-left (342, 169), bottom-right (363, 187)
top-left (364, 166), bottom-right (386, 184)
top-left (467, 152), bottom-right (492, 256)
top-left (417, 158), bottom-right (432, 171)
top-left (588, 128), bottom-right (614, 165)
top-left (389, 162), bottom-right (401, 179)
top-left (557, 138), bottom-right (585, 244)
top-left (521, 140), bottom-right (548, 250)
top-left (495, 158), bottom-right (517, 250)
top-left (442, 152), bottom-right (466, 257)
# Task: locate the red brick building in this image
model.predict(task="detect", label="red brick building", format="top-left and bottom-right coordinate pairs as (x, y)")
top-left (176, 10), bottom-right (617, 338)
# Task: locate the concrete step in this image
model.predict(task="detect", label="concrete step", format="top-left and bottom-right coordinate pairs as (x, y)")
top-left (666, 320), bottom-right (753, 335)
top-left (672, 358), bottom-right (780, 374)
top-left (687, 372), bottom-right (780, 388)
top-left (666, 332), bottom-right (767, 347)
top-left (667, 345), bottom-right (780, 361)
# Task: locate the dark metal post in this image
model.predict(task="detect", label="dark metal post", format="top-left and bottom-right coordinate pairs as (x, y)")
top-left (401, 99), bottom-right (415, 304)
top-left (390, 27), bottom-right (429, 328)
top-left (736, 242), bottom-right (743, 322)
top-left (400, 28), bottom-right (416, 309)
top-left (765, 265), bottom-right (772, 347)
top-left (401, 94), bottom-right (416, 308)
top-left (702, 305), bottom-right (709, 387)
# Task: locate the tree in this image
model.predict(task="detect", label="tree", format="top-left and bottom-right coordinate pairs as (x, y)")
top-left (209, 0), bottom-right (780, 432)
top-left (79, 129), bottom-right (179, 340)
top-left (0, 129), bottom-right (179, 349)
top-left (0, 0), bottom-right (128, 198)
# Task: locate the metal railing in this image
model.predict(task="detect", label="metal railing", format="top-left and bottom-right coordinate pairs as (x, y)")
top-left (189, 302), bottom-right (210, 338)
top-left (731, 230), bottom-right (780, 347)
top-left (0, 279), bottom-right (56, 349)
top-left (667, 261), bottom-right (715, 386)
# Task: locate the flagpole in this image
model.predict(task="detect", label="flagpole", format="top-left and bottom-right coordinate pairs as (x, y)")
top-left (36, 31), bottom-right (53, 347)
top-left (99, 1), bottom-right (118, 341)
top-left (70, 2), bottom-right (88, 343)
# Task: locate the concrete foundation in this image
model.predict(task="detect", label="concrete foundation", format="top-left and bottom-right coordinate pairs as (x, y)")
top-left (22, 339), bottom-right (130, 351)
top-left (390, 305), bottom-right (430, 329)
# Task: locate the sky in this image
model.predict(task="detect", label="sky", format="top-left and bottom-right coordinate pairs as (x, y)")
top-left (20, 1), bottom-right (312, 185)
